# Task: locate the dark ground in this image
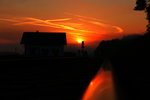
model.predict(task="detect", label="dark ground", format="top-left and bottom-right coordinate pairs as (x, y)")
top-left (0, 56), bottom-right (101, 100)
top-left (95, 33), bottom-right (150, 100)
top-left (2, 33), bottom-right (150, 100)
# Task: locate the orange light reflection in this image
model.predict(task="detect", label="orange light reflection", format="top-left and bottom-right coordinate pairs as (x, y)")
top-left (82, 62), bottom-right (116, 100)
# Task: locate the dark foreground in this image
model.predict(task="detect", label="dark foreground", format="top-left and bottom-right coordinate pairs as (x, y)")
top-left (2, 34), bottom-right (150, 100)
top-left (95, 33), bottom-right (150, 100)
top-left (0, 56), bottom-right (101, 100)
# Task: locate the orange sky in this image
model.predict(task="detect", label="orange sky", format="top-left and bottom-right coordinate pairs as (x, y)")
top-left (0, 0), bottom-right (147, 47)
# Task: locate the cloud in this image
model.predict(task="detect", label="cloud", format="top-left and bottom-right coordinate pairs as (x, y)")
top-left (79, 18), bottom-right (123, 33)
top-left (45, 18), bottom-right (72, 22)
top-left (0, 18), bottom-right (20, 23)
top-left (1, 17), bottom-right (93, 33)
top-left (112, 26), bottom-right (124, 33)
top-left (0, 14), bottom-right (124, 44)
top-left (65, 13), bottom-right (105, 22)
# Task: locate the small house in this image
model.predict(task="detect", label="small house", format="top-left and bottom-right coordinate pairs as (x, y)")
top-left (21, 32), bottom-right (67, 56)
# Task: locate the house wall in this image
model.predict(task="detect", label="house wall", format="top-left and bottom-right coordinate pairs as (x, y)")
top-left (24, 45), bottom-right (64, 56)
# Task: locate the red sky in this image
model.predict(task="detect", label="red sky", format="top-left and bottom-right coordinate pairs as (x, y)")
top-left (0, 0), bottom-right (147, 48)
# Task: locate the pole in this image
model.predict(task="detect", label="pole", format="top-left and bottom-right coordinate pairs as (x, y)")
top-left (82, 41), bottom-right (84, 49)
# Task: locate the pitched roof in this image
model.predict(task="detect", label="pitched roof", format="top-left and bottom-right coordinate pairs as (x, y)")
top-left (21, 32), bottom-right (67, 45)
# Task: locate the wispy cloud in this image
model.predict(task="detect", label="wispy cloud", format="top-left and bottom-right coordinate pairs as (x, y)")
top-left (45, 18), bottom-right (72, 22)
top-left (0, 14), bottom-right (124, 43)
top-left (79, 18), bottom-right (107, 27)
top-left (79, 18), bottom-right (123, 33)
top-left (0, 17), bottom-right (91, 33)
top-left (0, 15), bottom-right (123, 33)
top-left (112, 26), bottom-right (124, 33)
top-left (65, 13), bottom-right (105, 22)
top-left (0, 18), bottom-right (20, 23)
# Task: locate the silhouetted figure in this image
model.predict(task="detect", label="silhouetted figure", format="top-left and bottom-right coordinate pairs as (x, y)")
top-left (82, 41), bottom-right (85, 49)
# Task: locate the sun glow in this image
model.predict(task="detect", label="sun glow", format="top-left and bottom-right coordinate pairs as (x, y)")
top-left (77, 39), bottom-right (83, 43)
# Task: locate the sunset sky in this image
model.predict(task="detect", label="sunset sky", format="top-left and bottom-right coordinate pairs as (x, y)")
top-left (0, 0), bottom-right (147, 48)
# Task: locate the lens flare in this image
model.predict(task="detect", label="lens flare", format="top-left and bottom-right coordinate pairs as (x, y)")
top-left (82, 61), bottom-right (116, 100)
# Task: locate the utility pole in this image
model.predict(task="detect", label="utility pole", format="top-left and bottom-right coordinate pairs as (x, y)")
top-left (81, 41), bottom-right (85, 50)
top-left (81, 41), bottom-right (87, 57)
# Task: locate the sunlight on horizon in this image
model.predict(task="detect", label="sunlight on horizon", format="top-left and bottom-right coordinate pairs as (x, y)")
top-left (77, 39), bottom-right (83, 43)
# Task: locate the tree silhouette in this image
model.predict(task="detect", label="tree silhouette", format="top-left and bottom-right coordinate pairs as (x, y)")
top-left (134, 0), bottom-right (150, 32)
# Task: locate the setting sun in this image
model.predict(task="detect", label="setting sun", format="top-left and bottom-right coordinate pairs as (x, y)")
top-left (77, 39), bottom-right (83, 43)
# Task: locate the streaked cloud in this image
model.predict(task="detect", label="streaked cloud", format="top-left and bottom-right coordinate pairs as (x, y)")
top-left (66, 13), bottom-right (105, 22)
top-left (0, 18), bottom-right (20, 23)
top-left (112, 26), bottom-right (124, 33)
top-left (0, 14), bottom-right (124, 44)
top-left (79, 18), bottom-right (123, 33)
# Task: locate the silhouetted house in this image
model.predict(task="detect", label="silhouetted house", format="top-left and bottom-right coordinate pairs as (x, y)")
top-left (21, 32), bottom-right (67, 56)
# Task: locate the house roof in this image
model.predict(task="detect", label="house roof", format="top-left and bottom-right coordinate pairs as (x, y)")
top-left (21, 32), bottom-right (67, 45)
